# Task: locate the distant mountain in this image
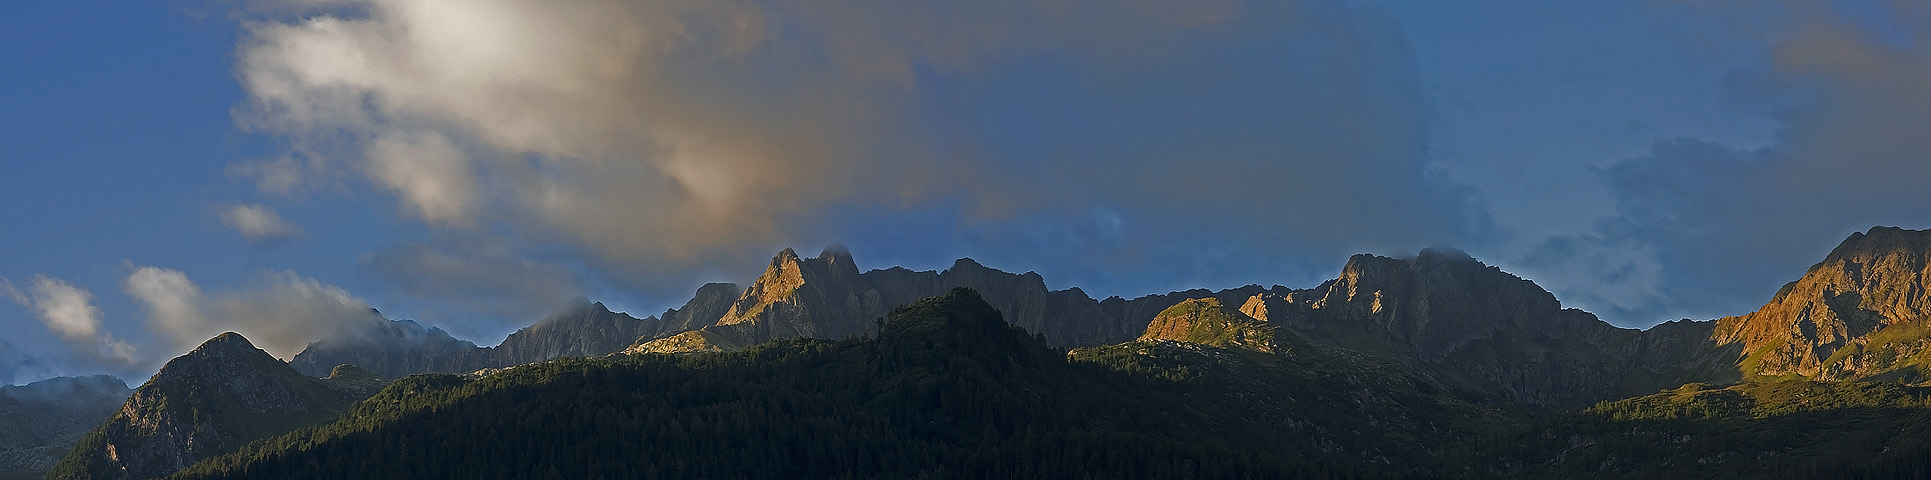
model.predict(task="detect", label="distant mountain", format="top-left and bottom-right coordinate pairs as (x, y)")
top-left (0, 375), bottom-right (128, 480)
top-left (1715, 226), bottom-right (1931, 381)
top-left (288, 311), bottom-right (489, 378)
top-left (289, 301), bottom-right (660, 378)
top-left (46, 333), bottom-right (386, 480)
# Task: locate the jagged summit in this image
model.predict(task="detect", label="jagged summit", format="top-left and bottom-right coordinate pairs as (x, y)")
top-left (948, 257), bottom-right (986, 271)
top-left (1821, 226), bottom-right (1931, 265)
top-left (161, 332), bottom-right (285, 380)
top-left (198, 331), bottom-right (256, 351)
top-left (820, 244), bottom-right (857, 274)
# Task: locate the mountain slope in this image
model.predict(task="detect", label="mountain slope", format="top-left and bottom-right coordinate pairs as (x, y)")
top-left (1714, 226), bottom-right (1931, 381)
top-left (47, 333), bottom-right (386, 480)
top-left (166, 289), bottom-right (1435, 479)
top-left (0, 375), bottom-right (128, 480)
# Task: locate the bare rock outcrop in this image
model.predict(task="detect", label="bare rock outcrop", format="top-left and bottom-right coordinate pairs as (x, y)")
top-left (1714, 226), bottom-right (1931, 380)
top-left (1139, 298), bottom-right (1277, 353)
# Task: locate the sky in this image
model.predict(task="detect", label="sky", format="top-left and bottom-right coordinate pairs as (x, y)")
top-left (4, 0), bottom-right (1931, 385)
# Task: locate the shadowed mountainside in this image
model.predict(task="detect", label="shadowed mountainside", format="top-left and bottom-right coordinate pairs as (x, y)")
top-left (47, 333), bottom-right (385, 480)
top-left (0, 375), bottom-right (128, 480)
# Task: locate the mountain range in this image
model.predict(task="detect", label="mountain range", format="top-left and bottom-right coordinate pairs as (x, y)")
top-left (26, 226), bottom-right (1931, 479)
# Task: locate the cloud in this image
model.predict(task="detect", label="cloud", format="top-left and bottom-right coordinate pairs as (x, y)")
top-left (357, 236), bottom-right (587, 327)
top-left (1521, 3), bottom-right (1931, 325)
top-left (125, 266), bottom-right (374, 359)
top-left (4, 276), bottom-right (138, 364)
top-left (230, 0), bottom-right (1486, 295)
top-left (219, 203), bottom-right (300, 243)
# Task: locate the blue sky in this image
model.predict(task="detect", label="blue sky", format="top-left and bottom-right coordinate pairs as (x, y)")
top-left (4, 0), bottom-right (1929, 385)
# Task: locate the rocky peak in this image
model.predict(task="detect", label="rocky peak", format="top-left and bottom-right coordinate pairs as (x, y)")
top-left (1140, 298), bottom-right (1276, 353)
top-left (57, 332), bottom-right (375, 480)
top-left (722, 249), bottom-right (815, 324)
top-left (492, 299), bottom-right (658, 366)
top-left (1715, 226), bottom-right (1931, 379)
top-left (701, 246), bottom-right (876, 342)
top-left (194, 331), bottom-right (261, 356)
top-left (820, 244), bottom-right (859, 278)
top-left (156, 332), bottom-right (285, 383)
top-left (1309, 249), bottom-right (1577, 352)
top-left (656, 282), bottom-right (742, 333)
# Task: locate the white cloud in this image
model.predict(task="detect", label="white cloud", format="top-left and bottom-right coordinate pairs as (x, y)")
top-left (124, 266), bottom-right (213, 347)
top-left (225, 156), bottom-right (312, 196)
top-left (125, 266), bottom-right (373, 359)
top-left (6, 276), bottom-right (138, 364)
top-left (219, 203), bottom-right (300, 243)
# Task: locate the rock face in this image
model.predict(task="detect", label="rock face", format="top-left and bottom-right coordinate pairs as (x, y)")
top-left (49, 333), bottom-right (384, 480)
top-left (1714, 226), bottom-right (1931, 380)
top-left (656, 283), bottom-right (741, 334)
top-left (0, 375), bottom-right (129, 480)
top-left (1139, 298), bottom-right (1277, 353)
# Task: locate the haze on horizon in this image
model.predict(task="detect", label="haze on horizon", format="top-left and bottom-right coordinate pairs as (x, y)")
top-left (4, 0), bottom-right (1931, 386)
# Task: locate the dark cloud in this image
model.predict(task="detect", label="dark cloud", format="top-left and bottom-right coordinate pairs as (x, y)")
top-left (1525, 4), bottom-right (1931, 325)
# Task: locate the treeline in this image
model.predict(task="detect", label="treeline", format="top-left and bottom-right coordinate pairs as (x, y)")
top-left (1488, 381), bottom-right (1931, 479)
